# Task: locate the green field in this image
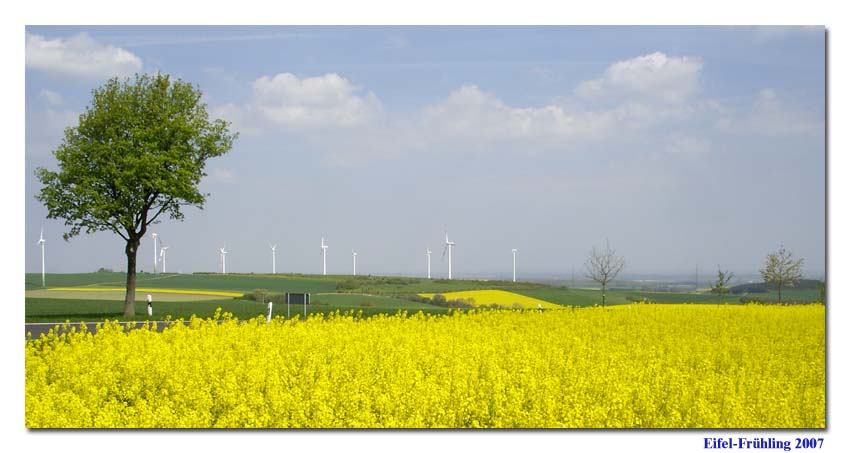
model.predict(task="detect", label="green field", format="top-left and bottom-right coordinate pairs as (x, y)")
top-left (332, 275), bottom-right (551, 295)
top-left (25, 272), bottom-right (822, 323)
top-left (730, 288), bottom-right (821, 304)
top-left (26, 298), bottom-right (261, 323)
top-left (513, 287), bottom-right (819, 306)
top-left (25, 293), bottom-right (447, 323)
top-left (25, 272), bottom-right (338, 293)
top-left (511, 287), bottom-right (721, 306)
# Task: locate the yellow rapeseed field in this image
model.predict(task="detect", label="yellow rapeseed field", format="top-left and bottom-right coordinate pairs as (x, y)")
top-left (419, 289), bottom-right (562, 309)
top-left (25, 304), bottom-right (824, 428)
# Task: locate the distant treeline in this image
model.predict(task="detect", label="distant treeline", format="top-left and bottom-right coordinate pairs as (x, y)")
top-left (730, 279), bottom-right (822, 294)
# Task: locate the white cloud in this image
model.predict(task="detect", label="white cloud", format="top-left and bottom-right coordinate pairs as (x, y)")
top-left (253, 73), bottom-right (382, 129)
top-left (218, 73), bottom-right (383, 132)
top-left (410, 54), bottom-right (712, 154)
top-left (26, 32), bottom-right (143, 80)
top-left (209, 52), bottom-right (817, 165)
top-left (421, 85), bottom-right (597, 149)
top-left (213, 54), bottom-right (707, 158)
top-left (417, 84), bottom-right (703, 152)
top-left (574, 52), bottom-right (703, 104)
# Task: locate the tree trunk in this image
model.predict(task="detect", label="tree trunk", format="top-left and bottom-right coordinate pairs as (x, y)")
top-left (124, 238), bottom-right (139, 317)
top-left (602, 283), bottom-right (606, 308)
top-left (777, 285), bottom-right (782, 304)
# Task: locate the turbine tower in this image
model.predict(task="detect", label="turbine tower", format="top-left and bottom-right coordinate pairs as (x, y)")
top-left (352, 249), bottom-right (357, 276)
top-left (270, 243), bottom-right (277, 274)
top-left (219, 246), bottom-right (227, 274)
top-left (320, 237), bottom-right (328, 275)
top-left (160, 245), bottom-right (170, 273)
top-left (426, 248), bottom-right (432, 279)
top-left (512, 249), bottom-right (518, 283)
top-left (151, 232), bottom-right (158, 274)
top-left (37, 228), bottom-right (46, 287)
top-left (442, 232), bottom-right (455, 280)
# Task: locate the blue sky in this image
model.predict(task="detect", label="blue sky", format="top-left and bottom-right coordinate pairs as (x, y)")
top-left (24, 26), bottom-right (825, 278)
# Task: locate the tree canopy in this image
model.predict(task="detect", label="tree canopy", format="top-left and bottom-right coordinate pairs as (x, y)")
top-left (710, 268), bottom-right (735, 302)
top-left (760, 245), bottom-right (804, 304)
top-left (36, 73), bottom-right (237, 316)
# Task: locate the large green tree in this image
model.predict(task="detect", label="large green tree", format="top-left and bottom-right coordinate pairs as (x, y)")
top-left (760, 245), bottom-right (804, 304)
top-left (36, 73), bottom-right (237, 316)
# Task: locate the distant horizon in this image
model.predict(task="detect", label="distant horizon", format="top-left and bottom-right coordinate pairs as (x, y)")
top-left (24, 269), bottom-right (825, 285)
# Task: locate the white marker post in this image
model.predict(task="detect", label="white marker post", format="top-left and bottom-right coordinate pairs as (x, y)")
top-left (286, 293), bottom-right (290, 318)
top-left (267, 301), bottom-right (273, 323)
top-left (147, 294), bottom-right (153, 316)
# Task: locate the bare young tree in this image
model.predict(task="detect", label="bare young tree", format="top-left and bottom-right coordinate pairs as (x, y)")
top-left (710, 267), bottom-right (735, 303)
top-left (584, 240), bottom-right (625, 307)
top-left (760, 245), bottom-right (804, 304)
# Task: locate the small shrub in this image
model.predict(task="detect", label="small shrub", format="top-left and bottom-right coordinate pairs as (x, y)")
top-left (446, 299), bottom-right (474, 309)
top-left (336, 279), bottom-right (360, 291)
top-left (431, 294), bottom-right (447, 306)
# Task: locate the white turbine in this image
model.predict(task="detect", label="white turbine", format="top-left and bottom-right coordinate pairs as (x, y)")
top-left (352, 249), bottom-right (357, 276)
top-left (320, 237), bottom-right (328, 275)
top-left (442, 232), bottom-right (455, 280)
top-left (160, 245), bottom-right (170, 273)
top-left (219, 246), bottom-right (227, 274)
top-left (151, 232), bottom-right (158, 274)
top-left (426, 248), bottom-right (432, 279)
top-left (270, 243), bottom-right (277, 274)
top-left (512, 248), bottom-right (518, 283)
top-left (37, 228), bottom-right (46, 287)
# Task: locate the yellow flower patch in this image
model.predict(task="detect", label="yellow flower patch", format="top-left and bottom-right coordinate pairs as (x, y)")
top-left (26, 304), bottom-right (825, 428)
top-left (418, 289), bottom-right (562, 309)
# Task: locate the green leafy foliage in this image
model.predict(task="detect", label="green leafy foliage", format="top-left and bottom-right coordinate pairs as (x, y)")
top-left (760, 246), bottom-right (804, 304)
top-left (35, 73), bottom-right (237, 316)
top-left (710, 268), bottom-right (735, 302)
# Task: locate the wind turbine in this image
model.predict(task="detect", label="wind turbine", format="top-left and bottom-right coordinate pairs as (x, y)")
top-left (219, 246), bottom-right (227, 274)
top-left (320, 237), bottom-right (328, 275)
top-left (151, 232), bottom-right (158, 274)
top-left (160, 245), bottom-right (170, 273)
top-left (512, 248), bottom-right (518, 283)
top-left (352, 249), bottom-right (357, 276)
top-left (442, 232), bottom-right (455, 280)
top-left (426, 248), bottom-right (432, 279)
top-left (37, 228), bottom-right (46, 287)
top-left (270, 243), bottom-right (277, 274)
